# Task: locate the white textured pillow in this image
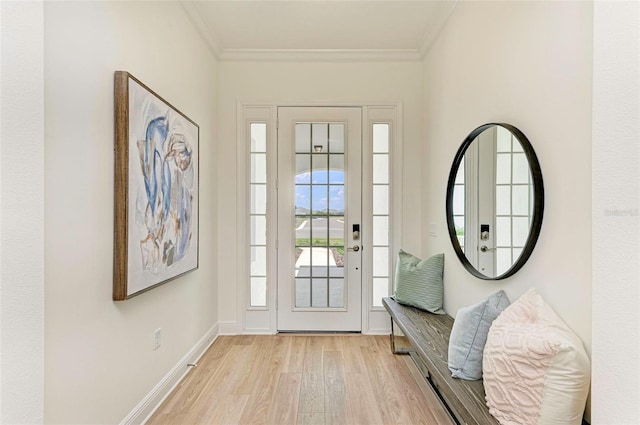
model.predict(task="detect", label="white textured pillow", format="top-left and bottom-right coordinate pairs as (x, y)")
top-left (482, 289), bottom-right (590, 425)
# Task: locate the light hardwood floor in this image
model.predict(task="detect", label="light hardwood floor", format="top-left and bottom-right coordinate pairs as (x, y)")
top-left (147, 335), bottom-right (454, 425)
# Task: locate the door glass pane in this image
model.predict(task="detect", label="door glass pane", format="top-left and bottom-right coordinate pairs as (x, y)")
top-left (329, 279), bottom-right (344, 308)
top-left (312, 278), bottom-right (328, 307)
top-left (372, 247), bottom-right (389, 276)
top-left (295, 124), bottom-right (311, 153)
top-left (295, 247), bottom-right (310, 277)
top-left (373, 154), bottom-right (389, 184)
top-left (251, 153), bottom-right (266, 184)
top-left (372, 278), bottom-right (388, 307)
top-left (295, 216), bottom-right (311, 245)
top-left (295, 155), bottom-right (311, 184)
top-left (329, 185), bottom-right (344, 213)
top-left (312, 124), bottom-right (328, 153)
top-left (373, 124), bottom-right (389, 153)
top-left (251, 185), bottom-right (266, 215)
top-left (295, 185), bottom-right (311, 211)
top-left (314, 248), bottom-right (330, 277)
top-left (250, 216), bottom-right (266, 245)
top-left (311, 155), bottom-right (328, 184)
top-left (250, 277), bottom-right (267, 307)
top-left (329, 258), bottom-right (344, 277)
top-left (373, 216), bottom-right (389, 246)
top-left (329, 155), bottom-right (345, 183)
top-left (251, 246), bottom-right (266, 276)
top-left (295, 278), bottom-right (311, 307)
top-left (294, 122), bottom-right (346, 310)
top-left (311, 186), bottom-right (328, 213)
top-left (329, 124), bottom-right (344, 153)
top-left (251, 123), bottom-right (267, 152)
top-left (373, 185), bottom-right (389, 215)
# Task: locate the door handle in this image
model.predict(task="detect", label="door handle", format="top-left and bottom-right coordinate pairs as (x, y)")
top-left (347, 245), bottom-right (360, 252)
top-left (480, 245), bottom-right (496, 252)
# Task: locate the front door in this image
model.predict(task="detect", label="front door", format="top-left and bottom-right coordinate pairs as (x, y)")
top-left (277, 107), bottom-right (362, 331)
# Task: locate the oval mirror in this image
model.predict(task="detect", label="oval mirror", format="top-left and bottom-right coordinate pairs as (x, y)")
top-left (446, 123), bottom-right (544, 280)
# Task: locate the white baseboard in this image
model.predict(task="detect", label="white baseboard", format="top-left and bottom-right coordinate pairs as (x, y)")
top-left (243, 329), bottom-right (277, 335)
top-left (364, 329), bottom-right (392, 335)
top-left (119, 323), bottom-right (219, 425)
top-left (218, 321), bottom-right (239, 335)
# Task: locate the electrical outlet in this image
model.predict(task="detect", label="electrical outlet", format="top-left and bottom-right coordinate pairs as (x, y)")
top-left (153, 328), bottom-right (162, 351)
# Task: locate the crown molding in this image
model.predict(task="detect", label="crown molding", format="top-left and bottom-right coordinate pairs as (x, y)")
top-left (181, 0), bottom-right (457, 62)
top-left (180, 1), bottom-right (223, 59)
top-left (219, 48), bottom-right (422, 62)
top-left (418, 0), bottom-right (459, 58)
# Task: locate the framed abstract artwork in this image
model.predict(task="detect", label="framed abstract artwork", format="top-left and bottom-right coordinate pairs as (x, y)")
top-left (113, 71), bottom-right (199, 300)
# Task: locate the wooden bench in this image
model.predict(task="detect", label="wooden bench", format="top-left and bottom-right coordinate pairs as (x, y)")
top-left (382, 297), bottom-right (498, 425)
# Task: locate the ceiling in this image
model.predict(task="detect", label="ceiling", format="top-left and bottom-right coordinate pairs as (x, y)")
top-left (181, 1), bottom-right (459, 61)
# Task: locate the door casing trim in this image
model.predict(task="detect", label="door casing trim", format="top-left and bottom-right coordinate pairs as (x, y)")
top-left (236, 101), bottom-right (403, 335)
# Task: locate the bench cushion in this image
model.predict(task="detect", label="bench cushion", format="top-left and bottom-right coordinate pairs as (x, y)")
top-left (448, 290), bottom-right (510, 380)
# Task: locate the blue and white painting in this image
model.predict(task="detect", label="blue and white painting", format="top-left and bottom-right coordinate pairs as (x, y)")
top-left (126, 78), bottom-right (199, 295)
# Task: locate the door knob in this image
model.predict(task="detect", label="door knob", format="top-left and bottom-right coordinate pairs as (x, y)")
top-left (480, 245), bottom-right (496, 252)
top-left (348, 245), bottom-right (360, 252)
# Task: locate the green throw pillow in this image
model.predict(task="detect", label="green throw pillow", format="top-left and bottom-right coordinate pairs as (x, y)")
top-left (394, 250), bottom-right (445, 314)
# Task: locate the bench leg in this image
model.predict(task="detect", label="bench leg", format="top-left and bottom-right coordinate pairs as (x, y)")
top-left (390, 318), bottom-right (412, 355)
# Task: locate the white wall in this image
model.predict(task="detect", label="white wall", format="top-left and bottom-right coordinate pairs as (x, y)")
top-left (44, 2), bottom-right (218, 423)
top-left (217, 61), bottom-right (423, 329)
top-left (422, 0), bottom-right (593, 413)
top-left (592, 1), bottom-right (640, 423)
top-left (0, 2), bottom-right (45, 423)
top-left (423, 0), bottom-right (592, 344)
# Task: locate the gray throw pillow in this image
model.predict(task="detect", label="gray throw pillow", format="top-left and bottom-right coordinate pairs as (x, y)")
top-left (448, 290), bottom-right (510, 380)
top-left (393, 250), bottom-right (445, 314)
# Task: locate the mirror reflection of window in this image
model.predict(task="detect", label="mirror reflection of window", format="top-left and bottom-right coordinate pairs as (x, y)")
top-left (494, 126), bottom-right (533, 276)
top-left (453, 158), bottom-right (465, 252)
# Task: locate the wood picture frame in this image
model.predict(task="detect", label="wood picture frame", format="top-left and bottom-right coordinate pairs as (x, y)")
top-left (113, 71), bottom-right (199, 300)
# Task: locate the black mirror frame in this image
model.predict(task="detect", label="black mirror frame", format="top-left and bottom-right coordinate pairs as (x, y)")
top-left (445, 123), bottom-right (545, 280)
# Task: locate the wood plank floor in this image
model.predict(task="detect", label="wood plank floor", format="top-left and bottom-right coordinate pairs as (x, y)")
top-left (147, 335), bottom-right (454, 425)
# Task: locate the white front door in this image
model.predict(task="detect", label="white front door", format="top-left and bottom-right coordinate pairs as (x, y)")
top-left (277, 107), bottom-right (362, 332)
